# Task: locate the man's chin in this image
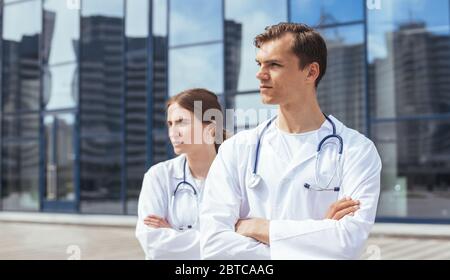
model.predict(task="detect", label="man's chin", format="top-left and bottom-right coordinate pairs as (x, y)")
top-left (261, 96), bottom-right (278, 105)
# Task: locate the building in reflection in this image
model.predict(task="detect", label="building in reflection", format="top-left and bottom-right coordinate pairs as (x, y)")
top-left (370, 22), bottom-right (450, 170)
top-left (80, 15), bottom-right (124, 135)
top-left (388, 22), bottom-right (450, 181)
top-left (1, 31), bottom-right (40, 210)
top-left (317, 32), bottom-right (366, 133)
top-left (151, 35), bottom-right (170, 164)
top-left (224, 20), bottom-right (242, 111)
top-left (2, 34), bottom-right (40, 113)
top-left (125, 36), bottom-right (148, 202)
top-left (225, 20), bottom-right (242, 94)
top-left (370, 21), bottom-right (450, 218)
top-left (79, 15), bottom-right (124, 211)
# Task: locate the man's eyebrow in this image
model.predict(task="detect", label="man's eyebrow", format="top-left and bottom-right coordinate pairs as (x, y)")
top-left (255, 58), bottom-right (284, 64)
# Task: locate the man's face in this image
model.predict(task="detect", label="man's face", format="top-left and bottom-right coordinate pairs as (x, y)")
top-left (255, 33), bottom-right (309, 105)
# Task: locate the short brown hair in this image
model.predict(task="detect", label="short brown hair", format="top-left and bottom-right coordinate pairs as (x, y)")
top-left (254, 22), bottom-right (327, 87)
top-left (166, 88), bottom-right (228, 153)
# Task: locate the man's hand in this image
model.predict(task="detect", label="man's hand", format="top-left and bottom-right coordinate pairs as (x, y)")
top-left (325, 197), bottom-right (360, 220)
top-left (144, 214), bottom-right (172, 229)
top-left (235, 218), bottom-right (270, 245)
top-left (234, 197), bottom-right (359, 244)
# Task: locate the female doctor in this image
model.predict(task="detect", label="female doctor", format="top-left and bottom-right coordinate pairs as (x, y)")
top-left (136, 88), bottom-right (227, 259)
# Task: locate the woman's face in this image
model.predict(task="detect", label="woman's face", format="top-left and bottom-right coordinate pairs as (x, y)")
top-left (167, 103), bottom-right (213, 155)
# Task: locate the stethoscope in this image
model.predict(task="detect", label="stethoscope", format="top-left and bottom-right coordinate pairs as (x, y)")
top-left (169, 158), bottom-right (200, 231)
top-left (248, 114), bottom-right (343, 192)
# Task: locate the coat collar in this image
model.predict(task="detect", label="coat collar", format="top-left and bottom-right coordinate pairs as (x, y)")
top-left (264, 114), bottom-right (345, 177)
top-left (171, 154), bottom-right (189, 180)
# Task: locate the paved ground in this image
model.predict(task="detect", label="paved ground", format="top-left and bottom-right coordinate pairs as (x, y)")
top-left (0, 222), bottom-right (142, 260)
top-left (1, 221), bottom-right (450, 260)
top-left (361, 235), bottom-right (450, 260)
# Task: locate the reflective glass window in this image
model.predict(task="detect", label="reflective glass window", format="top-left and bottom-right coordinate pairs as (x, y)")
top-left (225, 0), bottom-right (287, 92)
top-left (43, 63), bottom-right (78, 110)
top-left (80, 136), bottom-right (122, 214)
top-left (317, 24), bottom-right (366, 132)
top-left (291, 0), bottom-right (364, 27)
top-left (373, 119), bottom-right (450, 219)
top-left (2, 0), bottom-right (41, 112)
top-left (43, 0), bottom-right (80, 65)
top-left (44, 113), bottom-right (76, 201)
top-left (80, 0), bottom-right (125, 135)
top-left (169, 0), bottom-right (222, 46)
top-left (368, 0), bottom-right (450, 118)
top-left (2, 140), bottom-right (40, 211)
top-left (169, 44), bottom-right (223, 96)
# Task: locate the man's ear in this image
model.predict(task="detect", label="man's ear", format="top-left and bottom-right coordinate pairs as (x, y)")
top-left (306, 62), bottom-right (320, 80)
top-left (303, 63), bottom-right (320, 87)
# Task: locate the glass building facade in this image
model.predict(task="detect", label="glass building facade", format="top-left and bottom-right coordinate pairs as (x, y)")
top-left (0, 0), bottom-right (449, 223)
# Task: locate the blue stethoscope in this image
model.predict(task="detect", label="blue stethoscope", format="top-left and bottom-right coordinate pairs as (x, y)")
top-left (170, 158), bottom-right (199, 231)
top-left (248, 114), bottom-right (343, 192)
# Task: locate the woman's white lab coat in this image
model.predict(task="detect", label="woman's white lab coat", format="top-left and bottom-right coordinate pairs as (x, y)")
top-left (200, 115), bottom-right (382, 260)
top-left (136, 155), bottom-right (202, 259)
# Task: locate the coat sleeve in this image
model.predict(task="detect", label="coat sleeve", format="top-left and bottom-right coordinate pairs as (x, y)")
top-left (135, 167), bottom-right (200, 260)
top-left (200, 140), bottom-right (271, 260)
top-left (269, 141), bottom-right (382, 259)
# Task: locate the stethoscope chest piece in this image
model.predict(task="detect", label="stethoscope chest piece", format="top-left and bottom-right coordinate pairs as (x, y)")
top-left (247, 173), bottom-right (262, 189)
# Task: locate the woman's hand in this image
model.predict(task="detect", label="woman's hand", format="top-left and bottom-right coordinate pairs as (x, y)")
top-left (325, 197), bottom-right (360, 220)
top-left (144, 215), bottom-right (172, 228)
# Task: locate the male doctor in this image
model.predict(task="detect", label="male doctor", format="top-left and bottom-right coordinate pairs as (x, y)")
top-left (199, 23), bottom-right (382, 259)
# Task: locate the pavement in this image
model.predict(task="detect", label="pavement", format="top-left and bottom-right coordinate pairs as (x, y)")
top-left (1, 212), bottom-right (449, 260)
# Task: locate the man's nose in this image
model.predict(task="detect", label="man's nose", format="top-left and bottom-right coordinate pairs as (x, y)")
top-left (256, 68), bottom-right (269, 81)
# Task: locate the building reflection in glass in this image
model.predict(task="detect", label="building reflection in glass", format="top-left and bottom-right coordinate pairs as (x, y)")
top-left (291, 0), bottom-right (363, 27)
top-left (79, 0), bottom-right (124, 213)
top-left (44, 114), bottom-right (76, 201)
top-left (369, 0), bottom-right (450, 219)
top-left (126, 0), bottom-right (150, 214)
top-left (225, 0), bottom-right (287, 92)
top-left (1, 0), bottom-right (41, 210)
top-left (317, 24), bottom-right (366, 133)
top-left (169, 0), bottom-right (222, 46)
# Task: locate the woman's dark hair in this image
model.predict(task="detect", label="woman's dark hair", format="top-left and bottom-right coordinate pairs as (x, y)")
top-left (166, 88), bottom-right (229, 153)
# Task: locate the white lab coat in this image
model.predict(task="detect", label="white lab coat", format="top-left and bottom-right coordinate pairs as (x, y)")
top-left (200, 115), bottom-right (382, 260)
top-left (136, 155), bottom-right (202, 259)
